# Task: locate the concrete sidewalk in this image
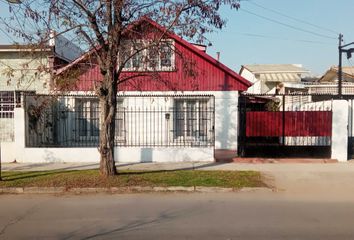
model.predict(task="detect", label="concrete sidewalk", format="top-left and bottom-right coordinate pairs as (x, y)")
top-left (3, 161), bottom-right (354, 195)
top-left (2, 160), bottom-right (354, 172)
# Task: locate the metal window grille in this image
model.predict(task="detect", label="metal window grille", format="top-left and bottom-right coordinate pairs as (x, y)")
top-left (25, 94), bottom-right (215, 148)
top-left (75, 98), bottom-right (99, 138)
top-left (174, 99), bottom-right (210, 140)
top-left (120, 40), bottom-right (175, 71)
top-left (0, 91), bottom-right (16, 142)
top-left (115, 101), bottom-right (125, 141)
top-left (160, 42), bottom-right (172, 67)
top-left (0, 91), bottom-right (15, 118)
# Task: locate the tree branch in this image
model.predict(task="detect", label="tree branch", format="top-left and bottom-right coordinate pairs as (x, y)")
top-left (72, 0), bottom-right (106, 49)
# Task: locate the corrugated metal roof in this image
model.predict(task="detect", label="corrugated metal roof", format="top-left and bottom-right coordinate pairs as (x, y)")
top-left (258, 72), bottom-right (301, 82)
top-left (242, 64), bottom-right (309, 74)
top-left (319, 66), bottom-right (354, 82)
top-left (331, 66), bottom-right (354, 76)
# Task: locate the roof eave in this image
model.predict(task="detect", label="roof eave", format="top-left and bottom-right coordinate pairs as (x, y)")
top-left (55, 17), bottom-right (252, 88)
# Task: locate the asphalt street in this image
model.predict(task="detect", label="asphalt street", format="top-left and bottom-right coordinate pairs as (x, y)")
top-left (1, 192), bottom-right (354, 240)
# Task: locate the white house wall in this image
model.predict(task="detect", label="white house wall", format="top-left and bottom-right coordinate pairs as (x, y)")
top-left (247, 80), bottom-right (262, 94)
top-left (0, 53), bottom-right (51, 144)
top-left (0, 52), bottom-right (50, 93)
top-left (240, 69), bottom-right (262, 94)
top-left (0, 118), bottom-right (14, 142)
top-left (240, 69), bottom-right (256, 84)
top-left (1, 91), bottom-right (239, 163)
top-left (25, 93), bottom-right (215, 148)
top-left (115, 91), bottom-right (239, 151)
top-left (53, 91), bottom-right (239, 151)
top-left (2, 106), bottom-right (214, 164)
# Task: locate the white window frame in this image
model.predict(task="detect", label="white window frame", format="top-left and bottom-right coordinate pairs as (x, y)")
top-left (120, 39), bottom-right (175, 72)
top-left (75, 98), bottom-right (99, 141)
top-left (0, 91), bottom-right (15, 119)
top-left (173, 98), bottom-right (210, 142)
top-left (115, 99), bottom-right (126, 143)
top-left (75, 98), bottom-right (126, 144)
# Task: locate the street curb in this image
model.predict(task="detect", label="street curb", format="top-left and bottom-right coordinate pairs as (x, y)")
top-left (0, 186), bottom-right (274, 194)
top-left (24, 187), bottom-right (66, 194)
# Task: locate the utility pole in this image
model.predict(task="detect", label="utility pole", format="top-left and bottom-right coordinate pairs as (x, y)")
top-left (338, 34), bottom-right (354, 99)
top-left (338, 33), bottom-right (343, 98)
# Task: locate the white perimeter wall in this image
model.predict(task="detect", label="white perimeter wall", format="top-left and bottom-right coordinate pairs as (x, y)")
top-left (1, 91), bottom-right (238, 163)
top-left (0, 118), bottom-right (14, 142)
top-left (331, 100), bottom-right (348, 162)
top-left (0, 144), bottom-right (214, 163)
top-left (0, 52), bottom-right (50, 93)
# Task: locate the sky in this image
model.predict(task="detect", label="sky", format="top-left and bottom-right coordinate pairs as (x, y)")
top-left (0, 0), bottom-right (353, 76)
top-left (206, 0), bottom-right (354, 75)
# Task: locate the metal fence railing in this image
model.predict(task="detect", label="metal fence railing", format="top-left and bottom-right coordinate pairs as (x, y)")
top-left (305, 82), bottom-right (354, 95)
top-left (25, 94), bottom-right (215, 148)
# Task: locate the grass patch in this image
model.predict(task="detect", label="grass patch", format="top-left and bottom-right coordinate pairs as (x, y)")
top-left (0, 170), bottom-right (267, 189)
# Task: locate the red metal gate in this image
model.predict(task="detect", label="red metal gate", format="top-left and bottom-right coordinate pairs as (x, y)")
top-left (238, 94), bottom-right (333, 157)
top-left (246, 111), bottom-right (332, 137)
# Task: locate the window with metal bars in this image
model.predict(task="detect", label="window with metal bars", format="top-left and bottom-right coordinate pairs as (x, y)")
top-left (25, 95), bottom-right (214, 148)
top-left (120, 40), bottom-right (175, 71)
top-left (75, 99), bottom-right (99, 138)
top-left (0, 91), bottom-right (15, 118)
top-left (174, 99), bottom-right (209, 140)
top-left (115, 100), bottom-right (125, 143)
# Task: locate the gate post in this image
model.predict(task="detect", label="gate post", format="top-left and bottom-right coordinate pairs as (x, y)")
top-left (331, 100), bottom-right (348, 162)
top-left (237, 95), bottom-right (246, 157)
top-left (282, 94), bottom-right (285, 145)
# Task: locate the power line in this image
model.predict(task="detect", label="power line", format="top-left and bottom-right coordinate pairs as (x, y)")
top-left (247, 1), bottom-right (339, 35)
top-left (239, 8), bottom-right (337, 40)
top-left (226, 31), bottom-right (334, 45)
top-left (0, 25), bottom-right (16, 43)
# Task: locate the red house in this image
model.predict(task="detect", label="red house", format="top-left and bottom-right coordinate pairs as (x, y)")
top-left (9, 18), bottom-right (251, 164)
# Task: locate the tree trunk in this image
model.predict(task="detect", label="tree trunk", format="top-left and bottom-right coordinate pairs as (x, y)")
top-left (99, 72), bottom-right (118, 176)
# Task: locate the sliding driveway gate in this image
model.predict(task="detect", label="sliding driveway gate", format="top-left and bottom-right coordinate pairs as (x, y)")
top-left (238, 94), bottom-right (333, 158)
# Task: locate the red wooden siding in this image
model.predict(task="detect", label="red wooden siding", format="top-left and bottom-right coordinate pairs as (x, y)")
top-left (246, 111), bottom-right (332, 137)
top-left (74, 40), bottom-right (248, 92)
top-left (67, 18), bottom-right (250, 92)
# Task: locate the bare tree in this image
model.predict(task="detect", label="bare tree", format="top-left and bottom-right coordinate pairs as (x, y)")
top-left (2, 0), bottom-right (240, 176)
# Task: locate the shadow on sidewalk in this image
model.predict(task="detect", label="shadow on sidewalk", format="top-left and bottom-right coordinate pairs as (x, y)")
top-left (1, 161), bottom-right (230, 181)
top-left (117, 162), bottom-right (228, 175)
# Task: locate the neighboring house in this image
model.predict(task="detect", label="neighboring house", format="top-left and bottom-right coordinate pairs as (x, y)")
top-left (239, 64), bottom-right (310, 94)
top-left (0, 36), bottom-right (82, 143)
top-left (304, 66), bottom-right (354, 161)
top-left (306, 66), bottom-right (354, 95)
top-left (1, 18), bottom-right (251, 163)
top-left (238, 64), bottom-right (353, 162)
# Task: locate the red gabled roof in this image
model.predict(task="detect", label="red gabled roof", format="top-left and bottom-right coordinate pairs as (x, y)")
top-left (55, 17), bottom-right (251, 90)
top-left (142, 18), bottom-right (251, 88)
